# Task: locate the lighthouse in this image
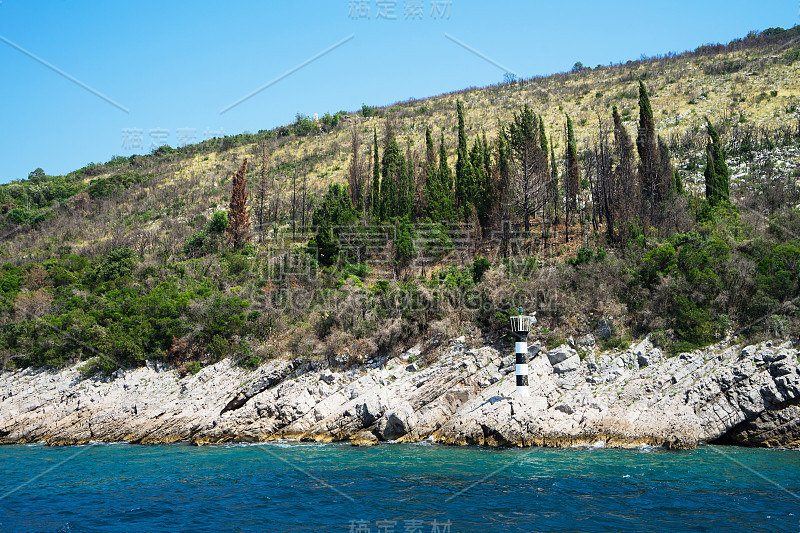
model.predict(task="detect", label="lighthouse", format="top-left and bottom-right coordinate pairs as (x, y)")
top-left (509, 308), bottom-right (536, 396)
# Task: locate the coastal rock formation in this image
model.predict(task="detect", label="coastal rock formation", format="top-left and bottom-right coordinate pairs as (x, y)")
top-left (0, 339), bottom-right (798, 449)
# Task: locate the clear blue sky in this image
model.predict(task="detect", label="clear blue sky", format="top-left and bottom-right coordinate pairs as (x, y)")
top-left (1, 0), bottom-right (797, 183)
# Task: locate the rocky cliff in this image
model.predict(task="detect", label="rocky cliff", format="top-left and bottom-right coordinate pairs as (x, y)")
top-left (1, 338), bottom-right (798, 449)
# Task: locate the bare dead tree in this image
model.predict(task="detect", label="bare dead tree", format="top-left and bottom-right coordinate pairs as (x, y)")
top-left (255, 141), bottom-right (271, 242)
top-left (348, 124), bottom-right (366, 214)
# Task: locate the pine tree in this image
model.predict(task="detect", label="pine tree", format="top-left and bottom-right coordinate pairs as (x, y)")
top-left (505, 105), bottom-right (540, 231)
top-left (227, 159), bottom-right (251, 249)
top-left (704, 118), bottom-right (730, 206)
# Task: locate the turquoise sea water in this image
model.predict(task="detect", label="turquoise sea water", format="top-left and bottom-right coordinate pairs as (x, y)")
top-left (0, 442), bottom-right (798, 532)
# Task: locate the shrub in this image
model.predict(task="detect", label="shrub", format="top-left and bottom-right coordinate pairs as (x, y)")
top-left (94, 247), bottom-right (136, 282)
top-left (784, 48), bottom-right (800, 63)
top-left (472, 257), bottom-right (491, 283)
top-left (206, 211), bottom-right (229, 233)
top-left (7, 206), bottom-right (33, 224)
top-left (207, 335), bottom-right (230, 361)
top-left (600, 335), bottom-right (630, 351)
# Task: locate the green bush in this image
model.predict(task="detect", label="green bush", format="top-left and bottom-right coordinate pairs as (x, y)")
top-left (472, 257), bottom-right (491, 283)
top-left (206, 211), bottom-right (228, 233)
top-left (207, 335), bottom-right (230, 361)
top-left (784, 48), bottom-right (800, 63)
top-left (94, 247), bottom-right (136, 283)
top-left (6, 207), bottom-right (30, 224)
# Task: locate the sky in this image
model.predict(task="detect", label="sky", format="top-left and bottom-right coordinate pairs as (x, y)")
top-left (0, 0), bottom-right (798, 183)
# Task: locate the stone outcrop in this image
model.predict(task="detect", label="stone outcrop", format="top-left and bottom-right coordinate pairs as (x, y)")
top-left (1, 338), bottom-right (798, 449)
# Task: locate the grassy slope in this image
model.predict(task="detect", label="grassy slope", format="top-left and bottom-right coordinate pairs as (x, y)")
top-left (2, 28), bottom-right (800, 370)
top-left (5, 30), bottom-right (800, 264)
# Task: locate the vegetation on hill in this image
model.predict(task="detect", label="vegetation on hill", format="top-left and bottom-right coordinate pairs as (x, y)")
top-left (1, 27), bottom-right (800, 373)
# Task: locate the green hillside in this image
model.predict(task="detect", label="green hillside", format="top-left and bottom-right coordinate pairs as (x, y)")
top-left (1, 26), bottom-right (799, 373)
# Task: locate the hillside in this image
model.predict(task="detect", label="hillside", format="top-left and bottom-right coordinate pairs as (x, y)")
top-left (1, 26), bottom-right (800, 374)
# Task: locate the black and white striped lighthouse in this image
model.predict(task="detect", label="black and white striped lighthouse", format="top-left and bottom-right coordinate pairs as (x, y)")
top-left (509, 308), bottom-right (536, 397)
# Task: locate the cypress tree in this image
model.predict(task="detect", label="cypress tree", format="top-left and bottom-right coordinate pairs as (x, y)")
top-left (430, 132), bottom-right (455, 221)
top-left (380, 124), bottom-right (401, 220)
top-left (704, 118), bottom-right (730, 206)
top-left (497, 129), bottom-right (511, 257)
top-left (550, 142), bottom-right (559, 223)
top-left (470, 136), bottom-right (491, 229)
top-left (636, 80), bottom-right (660, 219)
top-left (371, 129), bottom-right (381, 220)
top-left (658, 136), bottom-right (675, 202)
top-left (398, 144), bottom-right (414, 219)
top-left (673, 169), bottom-right (684, 196)
top-left (312, 183), bottom-right (358, 267)
top-left (425, 126), bottom-right (436, 174)
top-left (439, 132), bottom-right (453, 193)
top-left (566, 115), bottom-right (579, 211)
top-left (565, 115), bottom-right (580, 242)
top-left (539, 116), bottom-right (549, 161)
top-left (425, 128), bottom-right (441, 220)
top-left (612, 105), bottom-right (636, 221)
top-left (455, 100), bottom-right (473, 220)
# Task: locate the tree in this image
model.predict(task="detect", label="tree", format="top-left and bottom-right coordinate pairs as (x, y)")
top-left (398, 143), bottom-right (415, 220)
top-left (673, 169), bottom-right (684, 196)
top-left (419, 126), bottom-right (436, 216)
top-left (425, 132), bottom-right (455, 222)
top-left (704, 118), bottom-right (730, 206)
top-left (636, 80), bottom-right (662, 222)
top-left (470, 136), bottom-right (489, 229)
top-left (455, 100), bottom-right (474, 220)
top-left (255, 142), bottom-right (270, 242)
top-left (565, 114), bottom-right (580, 242)
top-left (311, 183), bottom-right (357, 266)
top-left (473, 132), bottom-right (494, 232)
top-left (227, 159), bottom-right (251, 249)
top-left (549, 141), bottom-right (559, 226)
top-left (505, 104), bottom-right (545, 232)
top-left (348, 124), bottom-right (366, 213)
top-left (611, 106), bottom-right (638, 244)
top-left (496, 130), bottom-right (512, 257)
top-left (371, 129), bottom-right (381, 221)
top-left (380, 121), bottom-right (402, 220)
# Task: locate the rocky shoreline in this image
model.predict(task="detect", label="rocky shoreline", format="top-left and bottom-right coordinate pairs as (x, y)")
top-left (1, 337), bottom-right (799, 449)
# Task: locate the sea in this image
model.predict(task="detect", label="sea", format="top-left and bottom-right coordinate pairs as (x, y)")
top-left (0, 441), bottom-right (798, 532)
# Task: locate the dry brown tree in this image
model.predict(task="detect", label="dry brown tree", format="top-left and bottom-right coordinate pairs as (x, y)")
top-left (227, 159), bottom-right (251, 249)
